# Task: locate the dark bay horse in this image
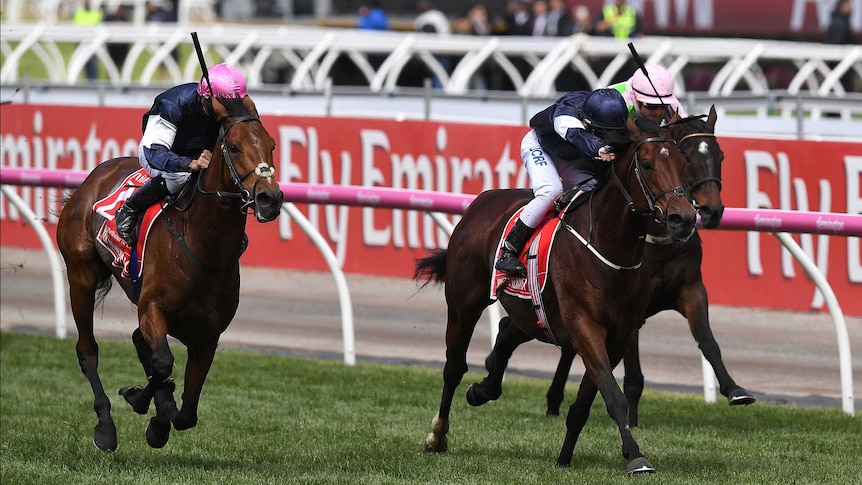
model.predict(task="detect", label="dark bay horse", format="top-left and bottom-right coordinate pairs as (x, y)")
top-left (414, 117), bottom-right (697, 475)
top-left (497, 107), bottom-right (755, 424)
top-left (56, 95), bottom-right (284, 452)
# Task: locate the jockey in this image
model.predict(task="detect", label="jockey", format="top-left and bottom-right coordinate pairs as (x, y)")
top-left (495, 88), bottom-right (630, 277)
top-left (610, 64), bottom-right (687, 123)
top-left (114, 63), bottom-right (247, 245)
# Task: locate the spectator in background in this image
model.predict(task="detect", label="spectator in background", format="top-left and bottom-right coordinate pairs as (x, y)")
top-left (358, 1), bottom-right (390, 31)
top-left (467, 3), bottom-right (493, 36)
top-left (502, 0), bottom-right (532, 35)
top-left (558, 4), bottom-right (594, 36)
top-left (595, 0), bottom-right (641, 40)
top-left (414, 1), bottom-right (451, 89)
top-left (545, 0), bottom-right (566, 37)
top-left (824, 0), bottom-right (853, 45)
top-left (105, 4), bottom-right (132, 72)
top-left (145, 0), bottom-right (170, 22)
top-left (73, 0), bottom-right (103, 81)
top-left (529, 0), bottom-right (549, 37)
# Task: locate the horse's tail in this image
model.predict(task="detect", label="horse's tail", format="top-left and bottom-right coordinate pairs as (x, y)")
top-left (413, 249), bottom-right (447, 288)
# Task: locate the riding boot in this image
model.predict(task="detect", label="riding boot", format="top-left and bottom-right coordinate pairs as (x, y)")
top-left (115, 176), bottom-right (170, 245)
top-left (494, 219), bottom-right (534, 277)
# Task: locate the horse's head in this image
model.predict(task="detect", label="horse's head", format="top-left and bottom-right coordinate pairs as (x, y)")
top-left (617, 117), bottom-right (697, 241)
top-left (209, 96), bottom-right (284, 222)
top-left (667, 105), bottom-right (724, 229)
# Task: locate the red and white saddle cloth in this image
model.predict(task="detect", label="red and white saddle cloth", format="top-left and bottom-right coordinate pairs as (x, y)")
top-left (92, 169), bottom-right (164, 279)
top-left (491, 197), bottom-right (579, 346)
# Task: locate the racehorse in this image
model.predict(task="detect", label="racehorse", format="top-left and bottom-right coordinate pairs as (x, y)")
top-left (496, 107), bottom-right (755, 424)
top-left (414, 117), bottom-right (697, 475)
top-left (56, 95), bottom-right (283, 452)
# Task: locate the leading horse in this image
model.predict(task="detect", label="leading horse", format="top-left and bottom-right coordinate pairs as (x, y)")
top-left (496, 107), bottom-right (755, 423)
top-left (56, 95), bottom-right (283, 452)
top-left (414, 117), bottom-right (697, 475)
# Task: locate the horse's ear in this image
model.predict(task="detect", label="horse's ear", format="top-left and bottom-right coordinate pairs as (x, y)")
top-left (669, 107), bottom-right (681, 122)
top-left (243, 96), bottom-right (259, 117)
top-left (706, 104), bottom-right (718, 132)
top-left (210, 98), bottom-right (229, 119)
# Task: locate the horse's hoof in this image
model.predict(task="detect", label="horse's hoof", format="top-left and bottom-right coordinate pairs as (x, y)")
top-left (93, 422), bottom-right (118, 452)
top-left (626, 457), bottom-right (655, 476)
top-left (422, 433), bottom-right (447, 453)
top-left (146, 416), bottom-right (172, 448)
top-left (728, 388), bottom-right (756, 406)
top-left (119, 385), bottom-right (150, 415)
top-left (172, 413), bottom-right (198, 431)
top-left (466, 383), bottom-right (490, 407)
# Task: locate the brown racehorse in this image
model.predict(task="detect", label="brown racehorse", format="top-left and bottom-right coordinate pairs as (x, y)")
top-left (56, 95), bottom-right (283, 452)
top-left (414, 117), bottom-right (697, 475)
top-left (492, 107), bottom-right (755, 424)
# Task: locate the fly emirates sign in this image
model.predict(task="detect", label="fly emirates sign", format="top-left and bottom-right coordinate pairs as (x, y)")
top-left (1, 105), bottom-right (859, 314)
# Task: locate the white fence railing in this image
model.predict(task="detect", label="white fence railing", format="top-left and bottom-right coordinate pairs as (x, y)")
top-left (0, 167), bottom-right (857, 415)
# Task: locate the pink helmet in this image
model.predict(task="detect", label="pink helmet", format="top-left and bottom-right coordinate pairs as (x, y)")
top-left (197, 63), bottom-right (247, 99)
top-left (630, 64), bottom-right (675, 104)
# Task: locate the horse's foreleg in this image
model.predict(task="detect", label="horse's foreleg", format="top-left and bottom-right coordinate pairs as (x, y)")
top-left (68, 268), bottom-right (117, 452)
top-left (570, 319), bottom-right (654, 476)
top-left (120, 304), bottom-right (174, 416)
top-left (547, 347), bottom-right (576, 416)
top-left (127, 328), bottom-right (178, 448)
top-left (679, 284), bottom-right (755, 406)
top-left (466, 316), bottom-right (531, 407)
top-left (622, 327), bottom-right (645, 427)
top-left (422, 304), bottom-right (484, 454)
top-left (173, 340), bottom-right (218, 431)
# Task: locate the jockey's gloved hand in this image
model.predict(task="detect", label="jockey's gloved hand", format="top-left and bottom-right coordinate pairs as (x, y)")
top-left (598, 145), bottom-right (616, 162)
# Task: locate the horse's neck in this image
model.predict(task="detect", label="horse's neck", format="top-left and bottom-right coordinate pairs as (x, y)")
top-left (567, 164), bottom-right (649, 265)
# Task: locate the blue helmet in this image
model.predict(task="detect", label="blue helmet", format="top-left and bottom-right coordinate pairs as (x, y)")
top-left (582, 88), bottom-right (629, 130)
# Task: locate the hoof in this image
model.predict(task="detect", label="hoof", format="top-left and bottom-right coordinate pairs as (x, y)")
top-left (93, 422), bottom-right (118, 453)
top-left (119, 385), bottom-right (150, 415)
top-left (728, 388), bottom-right (756, 406)
top-left (146, 416), bottom-right (172, 448)
top-left (626, 457), bottom-right (655, 476)
top-left (466, 383), bottom-right (497, 407)
top-left (422, 433), bottom-right (447, 453)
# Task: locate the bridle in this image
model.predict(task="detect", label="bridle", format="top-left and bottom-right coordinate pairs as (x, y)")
top-left (610, 136), bottom-right (688, 224)
top-left (196, 114), bottom-right (276, 213)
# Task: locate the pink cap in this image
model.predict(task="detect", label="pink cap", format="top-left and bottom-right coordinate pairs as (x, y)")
top-left (630, 64), bottom-right (675, 104)
top-left (197, 63), bottom-right (247, 99)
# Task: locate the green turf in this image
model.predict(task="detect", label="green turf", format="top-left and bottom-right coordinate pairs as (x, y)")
top-left (1, 331), bottom-right (859, 484)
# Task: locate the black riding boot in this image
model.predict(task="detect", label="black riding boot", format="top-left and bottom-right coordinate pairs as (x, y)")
top-left (494, 219), bottom-right (534, 277)
top-left (115, 176), bottom-right (170, 245)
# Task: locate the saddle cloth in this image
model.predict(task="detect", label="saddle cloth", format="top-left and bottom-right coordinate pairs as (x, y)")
top-left (490, 195), bottom-right (581, 346)
top-left (93, 169), bottom-right (163, 280)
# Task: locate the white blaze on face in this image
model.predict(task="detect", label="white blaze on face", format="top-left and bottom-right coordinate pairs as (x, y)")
top-left (660, 147), bottom-right (669, 157)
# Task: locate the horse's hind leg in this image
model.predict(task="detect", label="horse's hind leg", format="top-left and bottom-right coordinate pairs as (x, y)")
top-left (679, 284), bottom-right (754, 406)
top-left (66, 257), bottom-right (117, 452)
top-left (546, 347), bottom-right (576, 416)
top-left (172, 338), bottom-right (218, 431)
top-left (466, 316), bottom-right (532, 407)
top-left (422, 299), bottom-right (486, 453)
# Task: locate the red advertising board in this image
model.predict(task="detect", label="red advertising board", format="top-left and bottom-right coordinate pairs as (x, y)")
top-left (1, 104), bottom-right (860, 315)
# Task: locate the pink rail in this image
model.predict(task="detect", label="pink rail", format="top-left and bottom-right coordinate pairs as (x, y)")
top-left (3, 167), bottom-right (860, 236)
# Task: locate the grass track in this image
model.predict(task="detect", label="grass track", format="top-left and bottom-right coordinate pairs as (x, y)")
top-left (1, 331), bottom-right (859, 484)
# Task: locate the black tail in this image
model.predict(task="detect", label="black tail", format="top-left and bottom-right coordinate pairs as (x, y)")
top-left (413, 249), bottom-right (447, 289)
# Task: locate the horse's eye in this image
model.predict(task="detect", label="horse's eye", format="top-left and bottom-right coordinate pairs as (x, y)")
top-left (640, 160), bottom-right (655, 173)
top-left (228, 143), bottom-right (240, 155)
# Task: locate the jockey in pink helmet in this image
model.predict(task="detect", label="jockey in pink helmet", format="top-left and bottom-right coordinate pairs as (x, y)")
top-left (114, 63), bottom-right (248, 245)
top-left (610, 64), bottom-right (687, 123)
